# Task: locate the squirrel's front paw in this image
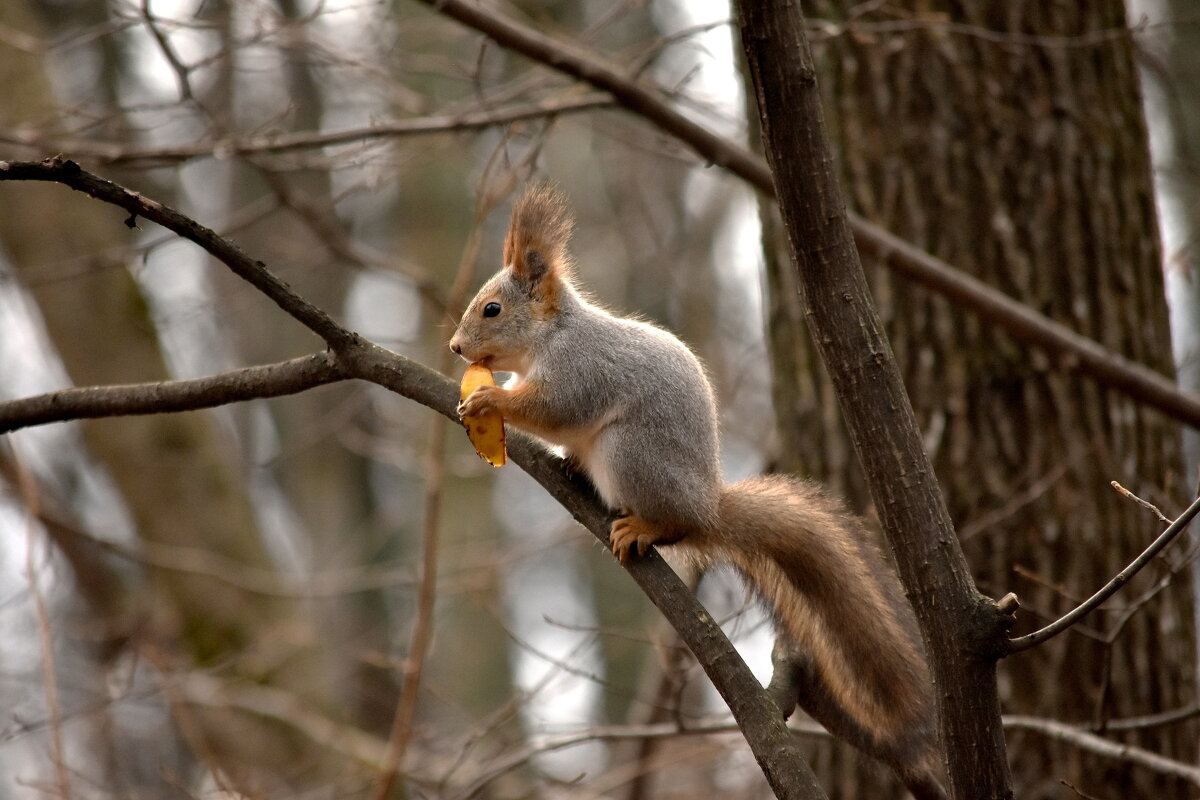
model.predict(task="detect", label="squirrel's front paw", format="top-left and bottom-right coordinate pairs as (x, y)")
top-left (457, 385), bottom-right (503, 418)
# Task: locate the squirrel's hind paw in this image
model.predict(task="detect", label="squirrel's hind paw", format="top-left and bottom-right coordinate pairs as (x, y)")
top-left (610, 515), bottom-right (674, 564)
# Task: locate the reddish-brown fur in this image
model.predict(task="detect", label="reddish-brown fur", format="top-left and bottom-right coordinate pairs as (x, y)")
top-left (615, 476), bottom-right (945, 799)
top-left (455, 184), bottom-right (946, 799)
top-left (503, 184), bottom-right (574, 315)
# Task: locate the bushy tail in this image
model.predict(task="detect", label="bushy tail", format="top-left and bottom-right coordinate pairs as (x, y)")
top-left (678, 475), bottom-right (945, 798)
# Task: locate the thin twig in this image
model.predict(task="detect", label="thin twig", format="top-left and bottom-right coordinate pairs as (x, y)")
top-left (1058, 779), bottom-right (1106, 800)
top-left (143, 648), bottom-right (235, 792)
top-left (180, 672), bottom-right (390, 769)
top-left (1008, 493), bottom-right (1200, 652)
top-left (3, 94), bottom-right (613, 166)
top-left (1004, 715), bottom-right (1200, 786)
top-left (1110, 481), bottom-right (1171, 523)
top-left (139, 0), bottom-right (194, 102)
top-left (9, 445), bottom-right (72, 799)
top-left (450, 717), bottom-right (830, 800)
top-left (1093, 704), bottom-right (1200, 732)
top-left (16, 496), bottom-right (559, 602)
top-left (370, 144), bottom-right (542, 800)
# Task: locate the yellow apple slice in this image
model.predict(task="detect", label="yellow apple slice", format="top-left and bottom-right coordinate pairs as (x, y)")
top-left (459, 363), bottom-right (506, 467)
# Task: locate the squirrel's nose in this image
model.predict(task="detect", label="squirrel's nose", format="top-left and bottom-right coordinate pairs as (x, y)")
top-left (449, 341), bottom-right (462, 355)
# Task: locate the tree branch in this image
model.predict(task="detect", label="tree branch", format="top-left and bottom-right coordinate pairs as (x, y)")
top-left (0, 158), bottom-right (356, 349)
top-left (412, 0), bottom-right (1200, 430)
top-left (4, 94), bottom-right (614, 166)
top-left (411, 0), bottom-right (771, 189)
top-left (181, 671), bottom-right (1200, 792)
top-left (0, 165), bottom-right (827, 800)
top-left (1003, 715), bottom-right (1200, 786)
top-left (339, 343), bottom-right (828, 799)
top-left (1007, 493), bottom-right (1200, 653)
top-left (849, 221), bottom-right (1200, 427)
top-left (0, 353), bottom-right (344, 433)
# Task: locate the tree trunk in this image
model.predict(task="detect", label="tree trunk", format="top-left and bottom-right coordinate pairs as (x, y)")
top-left (737, 3), bottom-right (1012, 798)
top-left (0, 1), bottom-right (330, 791)
top-left (1134, 0), bottom-right (1200, 686)
top-left (768, 2), bottom-right (1196, 797)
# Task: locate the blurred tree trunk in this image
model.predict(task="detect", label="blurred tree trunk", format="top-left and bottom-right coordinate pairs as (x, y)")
top-left (1136, 0), bottom-right (1200, 676)
top-left (0, 1), bottom-right (334, 792)
top-left (764, 2), bottom-right (1197, 797)
top-left (0, 0), bottom-right (275, 671)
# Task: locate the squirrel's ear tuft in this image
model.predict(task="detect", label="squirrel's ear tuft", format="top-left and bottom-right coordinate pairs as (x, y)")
top-left (504, 183), bottom-right (574, 304)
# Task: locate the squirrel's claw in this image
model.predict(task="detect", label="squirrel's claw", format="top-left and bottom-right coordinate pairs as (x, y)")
top-left (560, 452), bottom-right (583, 477)
top-left (457, 385), bottom-right (500, 418)
top-left (610, 515), bottom-right (668, 564)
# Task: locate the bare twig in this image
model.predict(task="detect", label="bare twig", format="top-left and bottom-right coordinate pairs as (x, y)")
top-left (451, 716), bottom-right (829, 800)
top-left (145, 649), bottom-right (244, 793)
top-left (179, 666), bottom-right (1200, 794)
top-left (412, 0), bottom-right (769, 190)
top-left (178, 666), bottom-right (829, 791)
top-left (369, 147), bottom-right (528, 800)
top-left (1094, 704), bottom-right (1200, 733)
top-left (14, 496), bottom-right (558, 602)
top-left (1058, 780), bottom-right (1105, 800)
top-left (139, 0), bottom-right (195, 102)
top-left (1008, 493), bottom-right (1200, 652)
top-left (1004, 715), bottom-right (1200, 786)
top-left (180, 672), bottom-right (390, 769)
top-left (4, 94), bottom-right (613, 166)
top-left (9, 447), bottom-right (72, 799)
top-left (0, 158), bottom-right (355, 348)
top-left (959, 463), bottom-right (1070, 541)
top-left (412, 0), bottom-right (1200, 431)
top-left (1110, 481), bottom-right (1171, 523)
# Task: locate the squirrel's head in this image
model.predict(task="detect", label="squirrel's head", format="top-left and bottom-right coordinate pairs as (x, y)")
top-left (450, 183), bottom-right (574, 373)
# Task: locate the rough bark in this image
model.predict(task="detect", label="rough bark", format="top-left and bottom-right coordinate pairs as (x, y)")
top-left (774, 2), bottom-right (1195, 797)
top-left (735, 3), bottom-right (1014, 799)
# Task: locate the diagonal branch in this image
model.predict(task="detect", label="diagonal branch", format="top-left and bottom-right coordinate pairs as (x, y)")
top-left (339, 341), bottom-right (826, 799)
top-left (849, 222), bottom-right (1200, 427)
top-left (0, 158), bottom-right (356, 349)
top-left (1007, 493), bottom-right (1200, 653)
top-left (0, 353), bottom-right (344, 433)
top-left (412, 0), bottom-right (1200, 430)
top-left (0, 165), bottom-right (825, 800)
top-left (411, 0), bottom-right (770, 188)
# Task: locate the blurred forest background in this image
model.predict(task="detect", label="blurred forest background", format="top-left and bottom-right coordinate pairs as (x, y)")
top-left (0, 1), bottom-right (1199, 799)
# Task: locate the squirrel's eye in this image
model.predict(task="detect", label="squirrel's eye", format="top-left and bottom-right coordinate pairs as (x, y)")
top-left (483, 302), bottom-right (502, 318)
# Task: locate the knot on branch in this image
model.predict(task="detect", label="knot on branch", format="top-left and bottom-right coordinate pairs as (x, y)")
top-left (43, 154), bottom-right (81, 174)
top-left (966, 592), bottom-right (1020, 662)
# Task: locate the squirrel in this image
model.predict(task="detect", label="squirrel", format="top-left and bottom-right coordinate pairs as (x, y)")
top-left (450, 184), bottom-right (946, 800)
